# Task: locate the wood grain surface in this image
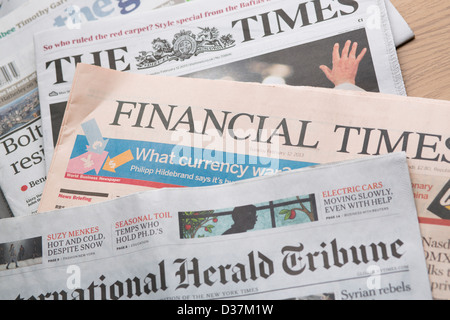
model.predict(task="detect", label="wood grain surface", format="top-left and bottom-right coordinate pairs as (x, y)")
top-left (391, 0), bottom-right (450, 100)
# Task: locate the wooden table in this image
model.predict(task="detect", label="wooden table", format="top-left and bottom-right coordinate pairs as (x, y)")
top-left (391, 0), bottom-right (450, 100)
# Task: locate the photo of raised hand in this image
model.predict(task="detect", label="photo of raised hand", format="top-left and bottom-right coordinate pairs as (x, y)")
top-left (319, 40), bottom-right (368, 90)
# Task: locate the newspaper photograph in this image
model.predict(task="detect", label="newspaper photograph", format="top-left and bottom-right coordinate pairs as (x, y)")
top-left (39, 64), bottom-right (450, 299)
top-left (34, 0), bottom-right (406, 174)
top-left (0, 153), bottom-right (433, 300)
top-left (0, 0), bottom-right (190, 218)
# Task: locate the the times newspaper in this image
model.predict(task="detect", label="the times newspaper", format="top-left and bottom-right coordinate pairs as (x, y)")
top-left (0, 0), bottom-right (189, 218)
top-left (0, 153), bottom-right (432, 300)
top-left (35, 0), bottom-right (407, 175)
top-left (40, 64), bottom-right (450, 299)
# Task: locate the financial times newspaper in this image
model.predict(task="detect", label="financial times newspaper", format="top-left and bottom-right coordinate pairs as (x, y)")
top-left (0, 153), bottom-right (432, 300)
top-left (39, 64), bottom-right (450, 299)
top-left (0, 0), bottom-right (189, 218)
top-left (35, 0), bottom-right (407, 175)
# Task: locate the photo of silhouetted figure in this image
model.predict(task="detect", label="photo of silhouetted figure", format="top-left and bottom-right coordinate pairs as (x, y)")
top-left (32, 240), bottom-right (38, 259)
top-left (222, 205), bottom-right (258, 235)
top-left (6, 244), bottom-right (19, 269)
top-left (0, 247), bottom-right (4, 265)
top-left (18, 245), bottom-right (25, 261)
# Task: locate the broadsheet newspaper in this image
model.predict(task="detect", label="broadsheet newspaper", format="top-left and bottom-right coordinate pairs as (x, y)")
top-left (35, 0), bottom-right (407, 175)
top-left (0, 153), bottom-right (433, 300)
top-left (40, 64), bottom-right (450, 299)
top-left (0, 0), bottom-right (190, 218)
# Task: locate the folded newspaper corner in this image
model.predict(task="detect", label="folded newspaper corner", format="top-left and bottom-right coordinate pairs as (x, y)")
top-left (0, 152), bottom-right (433, 300)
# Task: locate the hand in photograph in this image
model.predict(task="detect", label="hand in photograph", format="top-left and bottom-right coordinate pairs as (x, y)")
top-left (319, 40), bottom-right (367, 87)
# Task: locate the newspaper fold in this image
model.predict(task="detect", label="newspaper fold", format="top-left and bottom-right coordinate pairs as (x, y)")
top-left (0, 153), bottom-right (432, 300)
top-left (0, 188), bottom-right (12, 219)
top-left (384, 0), bottom-right (414, 46)
top-left (40, 63), bottom-right (450, 299)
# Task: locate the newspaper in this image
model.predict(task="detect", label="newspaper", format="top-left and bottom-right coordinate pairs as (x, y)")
top-left (0, 153), bottom-right (433, 300)
top-left (384, 0), bottom-right (414, 47)
top-left (39, 63), bottom-right (450, 299)
top-left (0, 0), bottom-right (27, 18)
top-left (0, 0), bottom-right (190, 218)
top-left (35, 0), bottom-right (407, 174)
top-left (0, 0), bottom-right (411, 218)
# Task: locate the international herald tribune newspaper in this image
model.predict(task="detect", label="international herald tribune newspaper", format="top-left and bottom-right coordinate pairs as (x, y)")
top-left (0, 0), bottom-right (189, 218)
top-left (0, 153), bottom-right (433, 300)
top-left (40, 64), bottom-right (450, 299)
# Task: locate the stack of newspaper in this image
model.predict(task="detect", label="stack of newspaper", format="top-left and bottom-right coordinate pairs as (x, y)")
top-left (0, 0), bottom-right (448, 301)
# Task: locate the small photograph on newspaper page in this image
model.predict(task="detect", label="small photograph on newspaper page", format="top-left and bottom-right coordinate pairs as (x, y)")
top-left (182, 28), bottom-right (379, 92)
top-left (0, 237), bottom-right (42, 271)
top-left (179, 194), bottom-right (318, 239)
top-left (287, 292), bottom-right (336, 300)
top-left (0, 88), bottom-right (40, 137)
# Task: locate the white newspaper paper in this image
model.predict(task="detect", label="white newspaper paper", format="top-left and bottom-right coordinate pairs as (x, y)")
top-left (384, 0), bottom-right (413, 46)
top-left (0, 0), bottom-right (27, 19)
top-left (0, 153), bottom-right (432, 300)
top-left (35, 0), bottom-right (407, 175)
top-left (0, 0), bottom-right (189, 218)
